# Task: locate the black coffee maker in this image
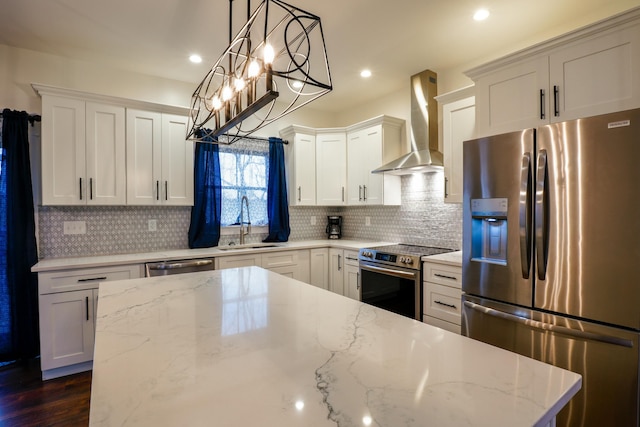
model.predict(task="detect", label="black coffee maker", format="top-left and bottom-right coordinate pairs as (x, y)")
top-left (326, 216), bottom-right (342, 239)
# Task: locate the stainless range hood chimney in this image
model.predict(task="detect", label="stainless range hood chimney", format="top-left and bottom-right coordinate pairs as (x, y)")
top-left (372, 69), bottom-right (443, 174)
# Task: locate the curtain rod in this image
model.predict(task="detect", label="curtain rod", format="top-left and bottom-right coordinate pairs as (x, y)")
top-left (0, 111), bottom-right (42, 126)
top-left (220, 133), bottom-right (288, 144)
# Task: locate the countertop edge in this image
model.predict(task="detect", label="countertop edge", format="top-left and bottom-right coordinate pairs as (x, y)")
top-left (32, 240), bottom-right (395, 272)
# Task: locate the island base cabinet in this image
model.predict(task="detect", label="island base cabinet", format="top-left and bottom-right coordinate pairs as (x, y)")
top-left (39, 289), bottom-right (96, 378)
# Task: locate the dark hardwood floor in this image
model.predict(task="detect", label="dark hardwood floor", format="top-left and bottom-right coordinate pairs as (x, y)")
top-left (0, 359), bottom-right (91, 426)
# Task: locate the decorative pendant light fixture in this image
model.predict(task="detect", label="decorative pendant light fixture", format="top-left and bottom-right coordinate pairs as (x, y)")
top-left (187, 0), bottom-right (333, 144)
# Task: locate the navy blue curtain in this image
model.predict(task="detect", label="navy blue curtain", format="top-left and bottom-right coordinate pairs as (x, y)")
top-left (263, 137), bottom-right (290, 242)
top-left (0, 110), bottom-right (39, 361)
top-left (188, 132), bottom-right (222, 248)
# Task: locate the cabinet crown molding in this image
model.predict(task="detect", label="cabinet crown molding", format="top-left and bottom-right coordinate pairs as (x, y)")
top-left (32, 83), bottom-right (191, 116)
top-left (279, 115), bottom-right (405, 137)
top-left (464, 6), bottom-right (640, 79)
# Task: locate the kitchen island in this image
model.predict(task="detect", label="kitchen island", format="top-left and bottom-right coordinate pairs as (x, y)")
top-left (89, 267), bottom-right (580, 426)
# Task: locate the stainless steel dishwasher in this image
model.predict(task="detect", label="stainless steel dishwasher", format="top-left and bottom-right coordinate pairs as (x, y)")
top-left (145, 258), bottom-right (215, 277)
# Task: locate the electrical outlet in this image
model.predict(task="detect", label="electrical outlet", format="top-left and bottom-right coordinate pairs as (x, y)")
top-left (310, 216), bottom-right (316, 225)
top-left (63, 221), bottom-right (86, 235)
top-left (148, 219), bottom-right (157, 231)
top-left (365, 216), bottom-right (371, 226)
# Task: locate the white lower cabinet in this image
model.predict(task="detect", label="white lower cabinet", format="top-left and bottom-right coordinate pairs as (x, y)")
top-left (422, 260), bottom-right (462, 334)
top-left (37, 264), bottom-right (143, 379)
top-left (329, 249), bottom-right (360, 299)
top-left (309, 248), bottom-right (329, 290)
top-left (215, 250), bottom-right (310, 283)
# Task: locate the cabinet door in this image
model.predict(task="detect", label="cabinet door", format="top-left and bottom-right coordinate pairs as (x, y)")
top-left (550, 25), bottom-right (640, 122)
top-left (288, 133), bottom-right (316, 206)
top-left (316, 132), bottom-right (347, 205)
top-left (41, 96), bottom-right (86, 205)
top-left (360, 125), bottom-right (384, 204)
top-left (85, 103), bottom-right (126, 205)
top-left (39, 289), bottom-right (95, 371)
top-left (475, 56), bottom-right (549, 137)
top-left (309, 248), bottom-right (329, 290)
top-left (161, 114), bottom-right (194, 206)
top-left (328, 248), bottom-right (344, 295)
top-left (346, 130), bottom-right (365, 205)
top-left (442, 96), bottom-right (475, 204)
top-left (126, 109), bottom-right (162, 205)
top-left (344, 263), bottom-right (360, 300)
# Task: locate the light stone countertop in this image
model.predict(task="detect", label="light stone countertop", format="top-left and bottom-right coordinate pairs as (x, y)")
top-left (88, 266), bottom-right (581, 427)
top-left (32, 239), bottom-right (394, 272)
top-left (422, 250), bottom-right (463, 266)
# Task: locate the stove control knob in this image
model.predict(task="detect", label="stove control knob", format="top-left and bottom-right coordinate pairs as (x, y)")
top-left (399, 256), bottom-right (407, 264)
top-left (405, 258), bottom-right (413, 265)
top-left (362, 251), bottom-right (372, 258)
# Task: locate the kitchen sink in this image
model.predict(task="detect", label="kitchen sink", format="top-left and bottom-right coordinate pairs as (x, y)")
top-left (217, 243), bottom-right (283, 251)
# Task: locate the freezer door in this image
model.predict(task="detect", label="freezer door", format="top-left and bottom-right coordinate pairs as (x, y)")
top-left (462, 129), bottom-right (535, 306)
top-left (462, 295), bottom-right (640, 427)
top-left (536, 108), bottom-right (640, 329)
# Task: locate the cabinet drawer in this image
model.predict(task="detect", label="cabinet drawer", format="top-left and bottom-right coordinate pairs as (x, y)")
top-left (423, 281), bottom-right (462, 325)
top-left (39, 264), bottom-right (143, 295)
top-left (261, 251), bottom-right (298, 268)
top-left (423, 315), bottom-right (461, 334)
top-left (343, 250), bottom-right (359, 266)
top-left (423, 262), bottom-right (462, 289)
top-left (215, 254), bottom-right (262, 270)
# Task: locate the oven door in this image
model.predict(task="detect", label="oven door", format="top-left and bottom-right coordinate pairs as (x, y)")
top-left (359, 261), bottom-right (421, 320)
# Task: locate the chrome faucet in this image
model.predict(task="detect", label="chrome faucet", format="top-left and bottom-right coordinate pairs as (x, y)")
top-left (239, 195), bottom-right (251, 245)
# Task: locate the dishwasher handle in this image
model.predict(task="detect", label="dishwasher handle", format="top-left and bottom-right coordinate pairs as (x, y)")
top-left (145, 259), bottom-right (213, 276)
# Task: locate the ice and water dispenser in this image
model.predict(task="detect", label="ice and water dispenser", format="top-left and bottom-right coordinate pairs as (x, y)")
top-left (470, 198), bottom-right (508, 265)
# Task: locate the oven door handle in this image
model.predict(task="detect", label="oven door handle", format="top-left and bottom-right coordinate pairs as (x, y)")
top-left (360, 264), bottom-right (417, 280)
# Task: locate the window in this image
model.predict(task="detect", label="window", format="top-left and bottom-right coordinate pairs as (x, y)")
top-left (219, 139), bottom-right (269, 227)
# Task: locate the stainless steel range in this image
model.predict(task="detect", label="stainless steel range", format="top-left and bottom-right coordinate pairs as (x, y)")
top-left (358, 244), bottom-right (455, 320)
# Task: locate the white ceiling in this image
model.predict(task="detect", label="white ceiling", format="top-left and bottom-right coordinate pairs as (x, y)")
top-left (1, 0), bottom-right (638, 112)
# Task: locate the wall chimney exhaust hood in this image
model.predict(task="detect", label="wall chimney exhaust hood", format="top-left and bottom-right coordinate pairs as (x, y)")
top-left (372, 69), bottom-right (442, 175)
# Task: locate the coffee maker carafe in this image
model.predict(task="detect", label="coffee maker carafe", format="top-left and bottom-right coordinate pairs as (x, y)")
top-left (326, 216), bottom-right (342, 239)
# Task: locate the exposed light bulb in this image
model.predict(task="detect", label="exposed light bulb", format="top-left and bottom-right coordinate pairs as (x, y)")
top-left (189, 54), bottom-right (202, 64)
top-left (263, 43), bottom-right (275, 64)
top-left (360, 69), bottom-right (372, 78)
top-left (211, 96), bottom-right (222, 111)
top-left (234, 77), bottom-right (246, 91)
top-left (248, 60), bottom-right (261, 78)
top-left (292, 80), bottom-right (304, 89)
top-left (222, 84), bottom-right (233, 101)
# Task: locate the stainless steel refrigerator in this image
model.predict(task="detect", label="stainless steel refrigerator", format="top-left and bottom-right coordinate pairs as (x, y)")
top-left (462, 108), bottom-right (640, 427)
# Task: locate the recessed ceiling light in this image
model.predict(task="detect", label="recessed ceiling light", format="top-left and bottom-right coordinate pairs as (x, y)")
top-left (360, 69), bottom-right (372, 78)
top-left (189, 54), bottom-right (203, 64)
top-left (473, 9), bottom-right (490, 21)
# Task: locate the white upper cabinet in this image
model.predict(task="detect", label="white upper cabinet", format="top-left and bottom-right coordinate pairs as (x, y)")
top-left (436, 86), bottom-right (476, 204)
top-left (346, 117), bottom-right (403, 206)
top-left (41, 95), bottom-right (126, 205)
top-left (126, 110), bottom-right (194, 206)
top-left (281, 126), bottom-right (316, 206)
top-left (468, 9), bottom-right (640, 137)
top-left (316, 131), bottom-right (347, 206)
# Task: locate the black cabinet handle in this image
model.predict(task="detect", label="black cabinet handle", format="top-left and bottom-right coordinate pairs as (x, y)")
top-left (85, 296), bottom-right (89, 321)
top-left (165, 181), bottom-right (168, 201)
top-left (539, 89), bottom-right (545, 119)
top-left (434, 300), bottom-right (457, 309)
top-left (79, 178), bottom-right (83, 201)
top-left (553, 85), bottom-right (560, 117)
top-left (434, 273), bottom-right (458, 281)
top-left (77, 277), bottom-right (107, 283)
top-left (156, 181), bottom-right (160, 201)
top-left (90, 178), bottom-right (93, 200)
top-left (444, 177), bottom-right (449, 198)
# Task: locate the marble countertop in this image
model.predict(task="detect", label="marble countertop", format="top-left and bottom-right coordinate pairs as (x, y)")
top-left (89, 267), bottom-right (580, 427)
top-left (422, 250), bottom-right (463, 266)
top-left (32, 239), bottom-right (393, 272)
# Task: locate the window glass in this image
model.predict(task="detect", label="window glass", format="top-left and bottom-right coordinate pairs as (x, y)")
top-left (219, 139), bottom-right (269, 226)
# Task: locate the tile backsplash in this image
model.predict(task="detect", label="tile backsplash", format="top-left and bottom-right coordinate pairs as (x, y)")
top-left (37, 172), bottom-right (462, 259)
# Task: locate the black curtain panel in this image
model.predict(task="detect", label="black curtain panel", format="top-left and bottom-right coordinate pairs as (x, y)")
top-left (0, 109), bottom-right (39, 361)
top-left (263, 137), bottom-right (290, 242)
top-left (188, 131), bottom-right (222, 248)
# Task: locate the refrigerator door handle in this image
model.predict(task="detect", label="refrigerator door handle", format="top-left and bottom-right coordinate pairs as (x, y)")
top-left (535, 149), bottom-right (548, 280)
top-left (519, 152), bottom-right (532, 279)
top-left (464, 301), bottom-right (634, 348)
